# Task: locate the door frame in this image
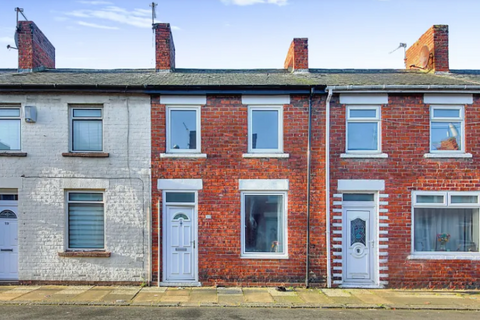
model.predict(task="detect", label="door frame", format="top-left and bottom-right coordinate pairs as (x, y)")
top-left (161, 190), bottom-right (199, 286)
top-left (0, 197), bottom-right (19, 281)
top-left (341, 196), bottom-right (379, 288)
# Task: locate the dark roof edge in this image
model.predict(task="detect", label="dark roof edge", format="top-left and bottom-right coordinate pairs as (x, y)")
top-left (326, 85), bottom-right (480, 92)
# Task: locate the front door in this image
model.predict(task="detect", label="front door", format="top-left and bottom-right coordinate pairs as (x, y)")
top-left (0, 204), bottom-right (19, 280)
top-left (343, 205), bottom-right (376, 286)
top-left (165, 206), bottom-right (196, 282)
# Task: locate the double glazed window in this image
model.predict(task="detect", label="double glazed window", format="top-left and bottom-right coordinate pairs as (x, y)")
top-left (413, 191), bottom-right (479, 253)
top-left (248, 106), bottom-right (283, 153)
top-left (0, 106), bottom-right (21, 151)
top-left (346, 106), bottom-right (380, 153)
top-left (430, 106), bottom-right (464, 153)
top-left (67, 192), bottom-right (104, 249)
top-left (70, 107), bottom-right (103, 152)
top-left (166, 106), bottom-right (201, 153)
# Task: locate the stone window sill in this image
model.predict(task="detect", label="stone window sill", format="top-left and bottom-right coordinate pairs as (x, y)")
top-left (62, 152), bottom-right (110, 158)
top-left (408, 254), bottom-right (480, 260)
top-left (160, 153), bottom-right (207, 158)
top-left (340, 153), bottom-right (388, 159)
top-left (242, 153), bottom-right (290, 158)
top-left (424, 153), bottom-right (472, 158)
top-left (58, 251), bottom-right (111, 258)
top-left (0, 152), bottom-right (27, 157)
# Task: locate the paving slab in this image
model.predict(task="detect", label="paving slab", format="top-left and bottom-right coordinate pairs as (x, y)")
top-left (160, 288), bottom-right (191, 303)
top-left (189, 288), bottom-right (217, 303)
top-left (48, 287), bottom-right (93, 302)
top-left (321, 289), bottom-right (351, 297)
top-left (272, 295), bottom-right (304, 305)
top-left (139, 287), bottom-right (167, 293)
top-left (243, 288), bottom-right (274, 303)
top-left (217, 287), bottom-right (243, 295)
top-left (346, 289), bottom-right (392, 305)
top-left (268, 288), bottom-right (297, 297)
top-left (13, 287), bottom-right (64, 301)
top-left (295, 288), bottom-right (333, 304)
top-left (131, 292), bottom-right (165, 304)
top-left (70, 287), bottom-right (112, 302)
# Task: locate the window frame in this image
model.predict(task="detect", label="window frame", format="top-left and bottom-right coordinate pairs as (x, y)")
top-left (429, 105), bottom-right (465, 154)
top-left (240, 190), bottom-right (288, 259)
top-left (66, 190), bottom-right (105, 251)
top-left (69, 105), bottom-right (104, 152)
top-left (247, 105), bottom-right (284, 154)
top-left (0, 105), bottom-right (21, 151)
top-left (166, 105), bottom-right (201, 154)
top-left (345, 105), bottom-right (381, 154)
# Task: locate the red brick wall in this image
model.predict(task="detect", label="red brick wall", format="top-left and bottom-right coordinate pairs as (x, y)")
top-left (154, 23), bottom-right (175, 71)
top-left (17, 21), bottom-right (55, 71)
top-left (406, 25), bottom-right (449, 72)
top-left (330, 93), bottom-right (480, 289)
top-left (284, 38), bottom-right (308, 71)
top-left (151, 94), bottom-right (327, 286)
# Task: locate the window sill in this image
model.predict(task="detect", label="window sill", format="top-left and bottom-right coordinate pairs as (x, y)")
top-left (62, 152), bottom-right (110, 158)
top-left (424, 153), bottom-right (472, 158)
top-left (241, 255), bottom-right (289, 259)
top-left (58, 251), bottom-right (111, 258)
top-left (408, 254), bottom-right (480, 260)
top-left (0, 152), bottom-right (27, 157)
top-left (242, 153), bottom-right (290, 158)
top-left (160, 153), bottom-right (207, 158)
top-left (340, 153), bottom-right (388, 159)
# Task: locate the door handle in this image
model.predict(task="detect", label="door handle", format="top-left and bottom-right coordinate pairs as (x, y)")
top-left (191, 240), bottom-right (195, 249)
top-left (1, 249), bottom-right (13, 252)
top-left (369, 240), bottom-right (375, 248)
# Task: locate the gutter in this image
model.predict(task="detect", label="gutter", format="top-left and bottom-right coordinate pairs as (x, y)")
top-left (305, 87), bottom-right (314, 287)
top-left (325, 88), bottom-right (333, 288)
top-left (326, 85), bottom-right (480, 93)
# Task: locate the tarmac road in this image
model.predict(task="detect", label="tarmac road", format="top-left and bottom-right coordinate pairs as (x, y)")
top-left (0, 306), bottom-right (479, 320)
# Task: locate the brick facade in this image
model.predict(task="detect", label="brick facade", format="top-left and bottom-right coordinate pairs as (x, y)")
top-left (17, 21), bottom-right (55, 72)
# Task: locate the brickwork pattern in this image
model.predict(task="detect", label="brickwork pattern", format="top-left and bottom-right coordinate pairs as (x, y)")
top-left (154, 23), bottom-right (175, 71)
top-left (284, 38), bottom-right (308, 71)
top-left (17, 21), bottom-right (55, 71)
top-left (406, 25), bottom-right (449, 72)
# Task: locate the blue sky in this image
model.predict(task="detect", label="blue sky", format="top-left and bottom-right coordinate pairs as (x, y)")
top-left (1, 0), bottom-right (480, 70)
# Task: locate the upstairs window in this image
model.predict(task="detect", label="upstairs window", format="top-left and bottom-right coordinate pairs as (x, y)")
top-left (0, 106), bottom-right (21, 151)
top-left (430, 106), bottom-right (464, 153)
top-left (346, 106), bottom-right (380, 153)
top-left (70, 107), bottom-right (103, 152)
top-left (166, 106), bottom-right (201, 153)
top-left (248, 106), bottom-right (283, 153)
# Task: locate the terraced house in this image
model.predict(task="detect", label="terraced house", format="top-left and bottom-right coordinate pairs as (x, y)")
top-left (1, 18), bottom-right (480, 289)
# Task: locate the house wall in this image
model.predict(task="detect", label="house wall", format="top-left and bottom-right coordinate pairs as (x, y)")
top-left (0, 94), bottom-right (151, 283)
top-left (330, 93), bottom-right (480, 289)
top-left (151, 94), bottom-right (327, 286)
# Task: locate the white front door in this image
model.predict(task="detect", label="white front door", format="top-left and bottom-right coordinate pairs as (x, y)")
top-left (0, 204), bottom-right (19, 280)
top-left (343, 205), bottom-right (376, 286)
top-left (165, 206), bottom-right (196, 282)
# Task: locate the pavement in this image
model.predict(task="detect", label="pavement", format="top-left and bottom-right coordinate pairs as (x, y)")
top-left (0, 285), bottom-right (480, 310)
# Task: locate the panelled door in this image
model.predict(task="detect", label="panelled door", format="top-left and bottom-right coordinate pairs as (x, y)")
top-left (165, 206), bottom-right (196, 282)
top-left (0, 204), bottom-right (19, 280)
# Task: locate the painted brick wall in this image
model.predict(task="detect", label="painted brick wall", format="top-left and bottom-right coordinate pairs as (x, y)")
top-left (0, 94), bottom-right (151, 283)
top-left (330, 93), bottom-right (480, 289)
top-left (151, 94), bottom-right (327, 286)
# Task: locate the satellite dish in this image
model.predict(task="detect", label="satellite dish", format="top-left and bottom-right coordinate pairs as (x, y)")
top-left (14, 30), bottom-right (18, 48)
top-left (418, 45), bottom-right (430, 69)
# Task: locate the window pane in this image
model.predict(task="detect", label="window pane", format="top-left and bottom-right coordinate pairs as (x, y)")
top-left (350, 109), bottom-right (377, 118)
top-left (414, 208), bottom-right (479, 252)
top-left (451, 195), bottom-right (478, 204)
top-left (0, 195), bottom-right (18, 201)
top-left (73, 120), bottom-right (102, 151)
top-left (343, 194), bottom-right (374, 201)
top-left (166, 192), bottom-right (195, 203)
top-left (417, 195), bottom-right (444, 204)
top-left (252, 110), bottom-right (278, 150)
top-left (430, 122), bottom-right (461, 151)
top-left (69, 193), bottom-right (103, 201)
top-left (0, 108), bottom-right (20, 117)
top-left (0, 119), bottom-right (20, 150)
top-left (170, 110), bottom-right (197, 150)
top-left (347, 122), bottom-right (378, 151)
top-left (433, 109), bottom-right (460, 118)
top-left (244, 194), bottom-right (284, 253)
top-left (68, 203), bottom-right (104, 249)
top-left (73, 109), bottom-right (102, 117)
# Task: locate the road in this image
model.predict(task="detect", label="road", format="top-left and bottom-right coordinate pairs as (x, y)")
top-left (0, 306), bottom-right (479, 320)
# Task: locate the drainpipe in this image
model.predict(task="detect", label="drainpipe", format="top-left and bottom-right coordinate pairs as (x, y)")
top-left (325, 88), bottom-right (333, 288)
top-left (305, 87), bottom-right (315, 287)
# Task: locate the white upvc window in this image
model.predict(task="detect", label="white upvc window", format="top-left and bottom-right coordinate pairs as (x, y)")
top-left (346, 106), bottom-right (381, 153)
top-left (0, 106), bottom-right (21, 151)
top-left (248, 106), bottom-right (283, 153)
top-left (429, 105), bottom-right (464, 153)
top-left (241, 191), bottom-right (288, 258)
top-left (70, 106), bottom-right (103, 152)
top-left (66, 191), bottom-right (105, 250)
top-left (412, 191), bottom-right (480, 255)
top-left (166, 106), bottom-right (201, 153)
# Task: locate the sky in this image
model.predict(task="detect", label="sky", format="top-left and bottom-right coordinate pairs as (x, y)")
top-left (1, 0), bottom-right (480, 70)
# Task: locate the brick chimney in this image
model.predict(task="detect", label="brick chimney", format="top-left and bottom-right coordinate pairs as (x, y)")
top-left (406, 25), bottom-right (449, 73)
top-left (284, 38), bottom-right (308, 72)
top-left (17, 21), bottom-right (55, 72)
top-left (154, 23), bottom-right (175, 72)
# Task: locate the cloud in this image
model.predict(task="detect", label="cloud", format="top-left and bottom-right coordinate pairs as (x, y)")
top-left (77, 21), bottom-right (119, 30)
top-left (221, 0), bottom-right (288, 5)
top-left (65, 5), bottom-right (152, 28)
top-left (77, 1), bottom-right (113, 5)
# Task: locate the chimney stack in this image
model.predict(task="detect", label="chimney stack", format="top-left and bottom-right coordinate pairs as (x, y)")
top-left (284, 38), bottom-right (308, 72)
top-left (154, 23), bottom-right (175, 72)
top-left (17, 21), bottom-right (55, 72)
top-left (406, 25), bottom-right (449, 73)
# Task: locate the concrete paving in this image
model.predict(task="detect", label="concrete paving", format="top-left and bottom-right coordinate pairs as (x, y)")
top-left (0, 285), bottom-right (479, 310)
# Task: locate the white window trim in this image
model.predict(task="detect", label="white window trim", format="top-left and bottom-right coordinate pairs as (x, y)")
top-left (345, 105), bottom-right (381, 154)
top-left (411, 191), bottom-right (480, 257)
top-left (241, 191), bottom-right (288, 259)
top-left (0, 105), bottom-right (22, 151)
top-left (166, 105), bottom-right (201, 154)
top-left (69, 105), bottom-right (104, 152)
top-left (66, 190), bottom-right (105, 251)
top-left (429, 105), bottom-right (465, 154)
top-left (247, 105), bottom-right (283, 154)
